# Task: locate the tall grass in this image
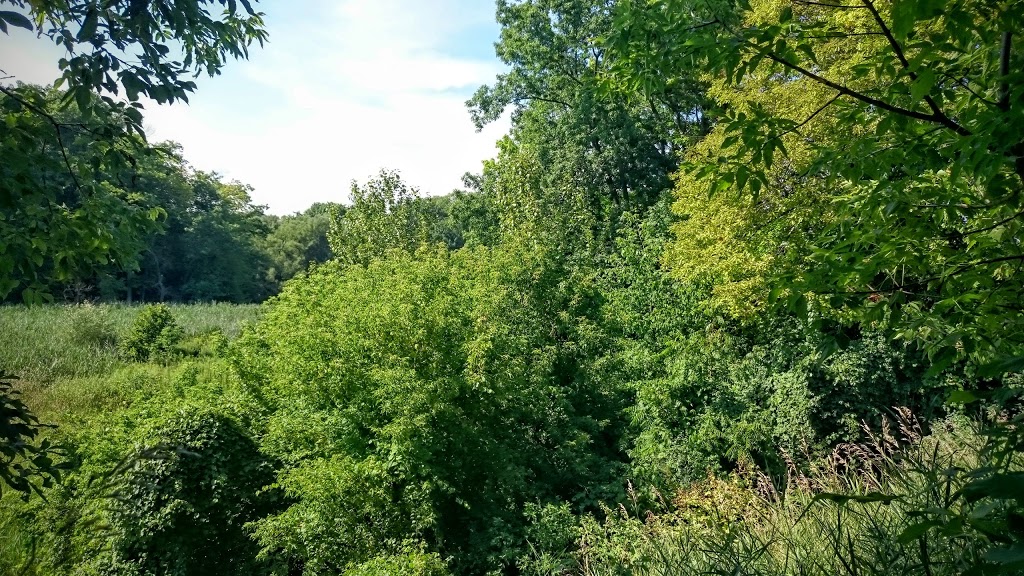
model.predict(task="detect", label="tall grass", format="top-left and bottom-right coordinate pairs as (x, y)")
top-left (0, 303), bottom-right (260, 383)
top-left (575, 410), bottom-right (1020, 576)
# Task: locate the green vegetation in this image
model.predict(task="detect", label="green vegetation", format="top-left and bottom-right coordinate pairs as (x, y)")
top-left (0, 303), bottom-right (258, 382)
top-left (2, 0), bottom-right (1023, 574)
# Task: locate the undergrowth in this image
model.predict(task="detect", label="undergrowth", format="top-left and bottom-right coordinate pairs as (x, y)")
top-left (565, 409), bottom-right (1024, 576)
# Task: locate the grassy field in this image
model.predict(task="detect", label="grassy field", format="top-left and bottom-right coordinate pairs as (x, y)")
top-left (0, 303), bottom-right (260, 383)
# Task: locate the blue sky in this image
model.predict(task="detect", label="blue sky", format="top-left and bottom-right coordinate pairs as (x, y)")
top-left (0, 0), bottom-right (510, 214)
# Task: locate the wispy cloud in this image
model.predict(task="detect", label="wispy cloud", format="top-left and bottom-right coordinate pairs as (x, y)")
top-left (0, 0), bottom-right (509, 214)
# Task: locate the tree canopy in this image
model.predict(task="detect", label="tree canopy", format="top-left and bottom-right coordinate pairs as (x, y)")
top-left (0, 0), bottom-right (267, 302)
top-left (609, 0), bottom-right (1024, 370)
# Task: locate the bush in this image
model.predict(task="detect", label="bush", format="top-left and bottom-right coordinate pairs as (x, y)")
top-left (94, 407), bottom-right (284, 576)
top-left (120, 305), bottom-right (183, 362)
top-left (233, 245), bottom-right (628, 573)
top-left (345, 550), bottom-right (452, 576)
top-left (173, 329), bottom-right (227, 359)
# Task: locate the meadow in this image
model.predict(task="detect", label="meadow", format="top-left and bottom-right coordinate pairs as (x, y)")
top-left (0, 303), bottom-right (260, 382)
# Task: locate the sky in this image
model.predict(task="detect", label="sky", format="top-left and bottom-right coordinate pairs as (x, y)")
top-left (0, 0), bottom-right (511, 215)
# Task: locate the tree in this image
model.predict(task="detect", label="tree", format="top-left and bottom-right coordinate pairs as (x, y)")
top-left (1, 0), bottom-right (267, 119)
top-left (262, 203), bottom-right (337, 287)
top-left (233, 242), bottom-right (626, 573)
top-left (468, 0), bottom-right (709, 225)
top-left (609, 0), bottom-right (1024, 370)
top-left (0, 0), bottom-right (267, 301)
top-left (0, 86), bottom-right (161, 303)
top-left (327, 170), bottom-right (431, 267)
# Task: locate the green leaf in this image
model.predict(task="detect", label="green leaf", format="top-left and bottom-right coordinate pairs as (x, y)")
top-left (946, 389), bottom-right (977, 404)
top-left (977, 355), bottom-right (1024, 378)
top-left (0, 10), bottom-right (33, 32)
top-left (890, 0), bottom-right (919, 40)
top-left (910, 68), bottom-right (936, 102)
top-left (963, 473), bottom-right (1024, 504)
top-left (74, 87), bottom-right (91, 117)
top-left (897, 520), bottom-right (941, 544)
top-left (985, 545), bottom-right (1024, 566)
top-left (77, 7), bottom-right (98, 41)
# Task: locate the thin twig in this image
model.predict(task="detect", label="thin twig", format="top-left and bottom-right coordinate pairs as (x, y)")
top-left (962, 208), bottom-right (1024, 236)
top-left (776, 92), bottom-right (842, 141)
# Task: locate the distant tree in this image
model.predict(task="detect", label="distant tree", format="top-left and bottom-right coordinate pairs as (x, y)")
top-left (38, 141), bottom-right (278, 304)
top-left (262, 203), bottom-right (337, 287)
top-left (328, 170), bottom-right (431, 266)
top-left (0, 0), bottom-right (267, 302)
top-left (418, 191), bottom-right (500, 250)
top-left (176, 175), bottom-right (273, 302)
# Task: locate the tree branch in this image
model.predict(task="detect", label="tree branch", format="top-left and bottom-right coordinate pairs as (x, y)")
top-left (860, 0), bottom-right (964, 134)
top-left (999, 32), bottom-right (1012, 112)
top-left (513, 94), bottom-right (573, 109)
top-left (761, 50), bottom-right (971, 136)
top-left (945, 254), bottom-right (1024, 280)
top-left (941, 72), bottom-right (1000, 108)
top-left (0, 84), bottom-right (81, 191)
top-left (793, 0), bottom-right (867, 8)
top-left (962, 208), bottom-right (1024, 237)
top-left (803, 31), bottom-right (885, 39)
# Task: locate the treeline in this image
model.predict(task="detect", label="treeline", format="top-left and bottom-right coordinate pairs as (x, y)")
top-left (0, 87), bottom-right (500, 304)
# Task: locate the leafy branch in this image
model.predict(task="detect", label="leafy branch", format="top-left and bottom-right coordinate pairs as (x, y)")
top-left (0, 84), bottom-right (81, 191)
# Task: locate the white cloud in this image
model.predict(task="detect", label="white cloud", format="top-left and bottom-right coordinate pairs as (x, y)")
top-left (1, 0), bottom-right (510, 214)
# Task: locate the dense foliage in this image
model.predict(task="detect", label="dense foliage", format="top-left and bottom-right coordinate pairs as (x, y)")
top-left (0, 0), bottom-right (267, 303)
top-left (2, 0), bottom-right (1023, 574)
top-left (608, 0), bottom-right (1024, 370)
top-left (0, 89), bottom-right (337, 304)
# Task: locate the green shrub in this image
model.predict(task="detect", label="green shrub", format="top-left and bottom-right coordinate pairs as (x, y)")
top-left (173, 329), bottom-right (227, 359)
top-left (120, 304), bottom-right (183, 362)
top-left (233, 245), bottom-right (628, 573)
top-left (94, 407), bottom-right (283, 576)
top-left (345, 550), bottom-right (452, 576)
